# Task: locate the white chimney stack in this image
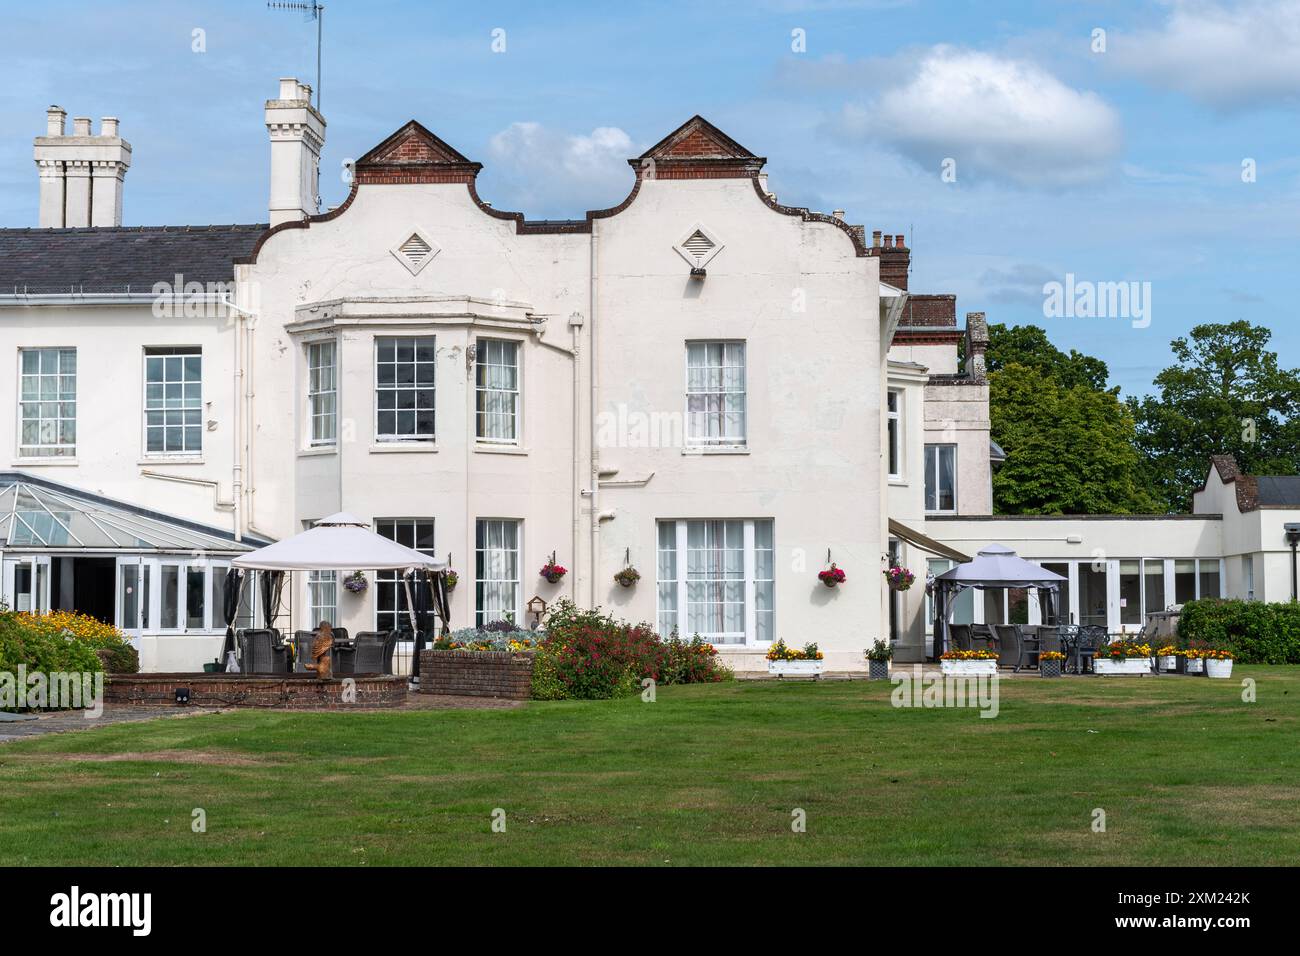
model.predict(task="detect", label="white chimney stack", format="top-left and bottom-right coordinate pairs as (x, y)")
top-left (33, 107), bottom-right (131, 228)
top-left (265, 77), bottom-right (326, 226)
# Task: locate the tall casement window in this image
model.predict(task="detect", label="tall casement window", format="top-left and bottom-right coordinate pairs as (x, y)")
top-left (375, 518), bottom-right (436, 631)
top-left (19, 347), bottom-right (77, 457)
top-left (375, 336), bottom-right (435, 442)
top-left (923, 443), bottom-right (957, 513)
top-left (886, 389), bottom-right (903, 479)
top-left (686, 341), bottom-right (746, 446)
top-left (476, 519), bottom-right (520, 627)
top-left (475, 339), bottom-right (519, 443)
top-left (307, 341), bottom-right (337, 446)
top-left (656, 519), bottom-right (774, 644)
top-left (143, 347), bottom-right (202, 455)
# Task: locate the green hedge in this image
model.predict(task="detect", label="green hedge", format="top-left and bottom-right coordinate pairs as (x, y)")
top-left (1177, 599), bottom-right (1300, 664)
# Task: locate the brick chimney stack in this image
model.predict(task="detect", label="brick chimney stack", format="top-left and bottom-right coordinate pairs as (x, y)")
top-left (872, 230), bottom-right (909, 290)
top-left (33, 107), bottom-right (132, 227)
top-left (265, 77), bottom-right (326, 225)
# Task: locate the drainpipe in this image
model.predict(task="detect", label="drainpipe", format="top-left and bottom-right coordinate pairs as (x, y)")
top-left (1286, 524), bottom-right (1300, 600)
top-left (222, 292), bottom-right (258, 542)
top-left (588, 219), bottom-right (600, 608)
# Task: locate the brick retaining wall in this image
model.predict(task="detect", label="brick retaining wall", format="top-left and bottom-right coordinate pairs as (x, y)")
top-left (104, 673), bottom-right (408, 709)
top-left (418, 650), bottom-right (535, 699)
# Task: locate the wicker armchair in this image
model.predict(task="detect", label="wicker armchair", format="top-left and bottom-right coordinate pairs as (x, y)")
top-left (993, 624), bottom-right (1019, 670)
top-left (353, 631), bottom-right (398, 674)
top-left (238, 629), bottom-right (289, 674)
top-left (950, 624), bottom-right (972, 651)
top-left (1012, 624), bottom-right (1042, 672)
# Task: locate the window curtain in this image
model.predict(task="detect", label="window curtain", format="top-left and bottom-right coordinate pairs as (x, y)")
top-left (259, 570), bottom-right (285, 631)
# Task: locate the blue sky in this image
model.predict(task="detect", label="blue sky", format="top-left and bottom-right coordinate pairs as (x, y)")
top-left (1, 0), bottom-right (1297, 399)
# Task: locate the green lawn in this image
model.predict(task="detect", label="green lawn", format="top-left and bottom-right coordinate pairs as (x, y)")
top-left (1, 667), bottom-right (1296, 866)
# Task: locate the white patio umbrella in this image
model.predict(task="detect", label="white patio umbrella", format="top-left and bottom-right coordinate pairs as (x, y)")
top-left (231, 512), bottom-right (446, 573)
top-left (231, 512), bottom-right (446, 653)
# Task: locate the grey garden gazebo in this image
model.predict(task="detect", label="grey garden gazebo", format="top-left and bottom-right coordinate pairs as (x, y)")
top-left (931, 544), bottom-right (1066, 659)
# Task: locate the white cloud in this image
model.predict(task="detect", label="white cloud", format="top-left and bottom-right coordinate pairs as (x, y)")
top-left (483, 122), bottom-right (636, 216)
top-left (836, 46), bottom-right (1122, 188)
top-left (1111, 0), bottom-right (1300, 110)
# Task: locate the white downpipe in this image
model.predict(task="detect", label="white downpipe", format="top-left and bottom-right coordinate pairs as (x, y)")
top-left (571, 321), bottom-right (582, 610)
top-left (588, 219), bottom-right (600, 608)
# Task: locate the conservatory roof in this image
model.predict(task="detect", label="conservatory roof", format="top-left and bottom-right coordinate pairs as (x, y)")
top-left (0, 473), bottom-right (265, 553)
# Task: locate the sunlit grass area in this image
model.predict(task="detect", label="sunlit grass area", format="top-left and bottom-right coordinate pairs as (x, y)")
top-left (1, 667), bottom-right (1296, 866)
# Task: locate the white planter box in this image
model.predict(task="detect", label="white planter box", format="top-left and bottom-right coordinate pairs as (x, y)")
top-left (1158, 655), bottom-right (1178, 671)
top-left (1205, 659), bottom-right (1234, 679)
top-left (940, 659), bottom-right (998, 677)
top-left (768, 660), bottom-right (823, 678)
top-left (1094, 657), bottom-right (1152, 675)
top-left (1184, 658), bottom-right (1205, 674)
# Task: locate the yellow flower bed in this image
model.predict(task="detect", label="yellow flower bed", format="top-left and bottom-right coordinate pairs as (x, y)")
top-left (14, 610), bottom-right (126, 646)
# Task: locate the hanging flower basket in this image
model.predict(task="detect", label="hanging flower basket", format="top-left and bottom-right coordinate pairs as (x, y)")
top-left (540, 559), bottom-right (567, 584)
top-left (443, 570), bottom-right (458, 592)
top-left (818, 564), bottom-right (846, 588)
top-left (614, 567), bottom-right (640, 588)
top-left (343, 571), bottom-right (368, 594)
top-left (883, 566), bottom-right (916, 592)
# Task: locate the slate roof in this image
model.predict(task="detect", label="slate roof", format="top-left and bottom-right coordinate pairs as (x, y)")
top-left (1255, 476), bottom-right (1300, 508)
top-left (0, 224), bottom-right (267, 295)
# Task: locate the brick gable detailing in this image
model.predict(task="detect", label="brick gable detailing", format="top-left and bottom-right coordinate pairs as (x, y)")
top-left (1198, 454), bottom-right (1261, 513)
top-left (632, 115), bottom-right (766, 179)
top-left (353, 120), bottom-right (482, 185)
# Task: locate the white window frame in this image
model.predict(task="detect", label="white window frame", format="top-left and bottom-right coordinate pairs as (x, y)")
top-left (374, 335), bottom-right (436, 443)
top-left (18, 347), bottom-right (77, 458)
top-left (924, 443), bottom-right (958, 514)
top-left (476, 518), bottom-right (521, 627)
top-left (685, 341), bottom-right (746, 447)
top-left (475, 338), bottom-right (520, 444)
top-left (656, 518), bottom-right (773, 646)
top-left (374, 517), bottom-right (436, 631)
top-left (307, 339), bottom-right (338, 447)
top-left (142, 347), bottom-right (203, 457)
top-left (886, 389), bottom-right (903, 480)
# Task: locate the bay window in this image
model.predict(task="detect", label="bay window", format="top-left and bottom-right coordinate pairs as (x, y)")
top-left (307, 340), bottom-right (337, 446)
top-left (475, 339), bottom-right (519, 442)
top-left (375, 336), bottom-right (435, 442)
top-left (376, 518), bottom-right (436, 631)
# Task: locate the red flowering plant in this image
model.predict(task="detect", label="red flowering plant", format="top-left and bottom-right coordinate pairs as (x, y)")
top-left (530, 600), bottom-right (731, 700)
top-left (818, 563), bottom-right (847, 587)
top-left (539, 558), bottom-right (567, 583)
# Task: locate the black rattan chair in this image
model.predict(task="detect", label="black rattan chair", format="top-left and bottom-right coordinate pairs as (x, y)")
top-left (970, 624), bottom-right (997, 651)
top-left (1013, 624), bottom-right (1042, 672)
top-left (238, 629), bottom-right (289, 674)
top-left (353, 631), bottom-right (398, 674)
top-left (993, 624), bottom-right (1018, 669)
top-left (950, 624), bottom-right (972, 651)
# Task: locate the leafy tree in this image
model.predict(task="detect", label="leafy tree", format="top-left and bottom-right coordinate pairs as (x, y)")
top-left (1129, 321), bottom-right (1300, 512)
top-left (990, 362), bottom-right (1158, 514)
top-left (985, 323), bottom-right (1111, 393)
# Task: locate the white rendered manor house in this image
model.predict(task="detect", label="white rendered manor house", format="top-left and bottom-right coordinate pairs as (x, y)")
top-left (2, 78), bottom-right (1298, 673)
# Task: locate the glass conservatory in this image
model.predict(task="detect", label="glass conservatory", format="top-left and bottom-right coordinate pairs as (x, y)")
top-left (0, 474), bottom-right (262, 637)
